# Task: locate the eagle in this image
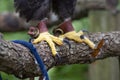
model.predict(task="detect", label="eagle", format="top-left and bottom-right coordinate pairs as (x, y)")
top-left (14, 0), bottom-right (95, 57)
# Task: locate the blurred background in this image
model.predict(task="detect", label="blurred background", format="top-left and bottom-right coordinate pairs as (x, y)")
top-left (0, 0), bottom-right (120, 80)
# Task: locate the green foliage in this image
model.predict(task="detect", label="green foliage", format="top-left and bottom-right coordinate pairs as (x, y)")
top-left (73, 18), bottom-right (89, 32)
top-left (49, 64), bottom-right (88, 80)
top-left (3, 31), bottom-right (29, 41)
top-left (1, 72), bottom-right (20, 80)
top-left (0, 0), bottom-right (14, 12)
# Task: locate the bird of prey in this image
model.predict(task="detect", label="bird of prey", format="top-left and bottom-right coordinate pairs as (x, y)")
top-left (14, 0), bottom-right (96, 57)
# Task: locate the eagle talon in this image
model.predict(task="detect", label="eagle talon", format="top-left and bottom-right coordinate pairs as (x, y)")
top-left (63, 31), bottom-right (95, 49)
top-left (29, 38), bottom-right (34, 43)
top-left (32, 32), bottom-right (63, 57)
top-left (28, 24), bottom-right (63, 57)
top-left (55, 53), bottom-right (61, 61)
top-left (80, 35), bottom-right (85, 39)
top-left (63, 38), bottom-right (71, 48)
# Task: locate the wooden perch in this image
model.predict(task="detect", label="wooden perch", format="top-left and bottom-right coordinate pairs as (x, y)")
top-left (0, 31), bottom-right (120, 79)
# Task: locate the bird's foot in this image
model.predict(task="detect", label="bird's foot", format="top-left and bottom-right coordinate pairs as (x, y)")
top-left (28, 20), bottom-right (63, 57)
top-left (59, 30), bottom-right (95, 49)
top-left (59, 30), bottom-right (104, 57)
top-left (52, 18), bottom-right (104, 57)
top-left (33, 32), bottom-right (63, 56)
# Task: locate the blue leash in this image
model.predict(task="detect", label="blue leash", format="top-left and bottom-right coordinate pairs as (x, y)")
top-left (12, 40), bottom-right (49, 80)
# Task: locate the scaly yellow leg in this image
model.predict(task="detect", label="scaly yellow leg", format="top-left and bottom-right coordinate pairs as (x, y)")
top-left (33, 32), bottom-right (63, 56)
top-left (59, 31), bottom-right (95, 49)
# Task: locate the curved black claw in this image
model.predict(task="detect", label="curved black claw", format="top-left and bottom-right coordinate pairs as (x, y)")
top-left (63, 38), bottom-right (71, 49)
top-left (56, 53), bottom-right (61, 61)
top-left (80, 35), bottom-right (85, 39)
top-left (55, 53), bottom-right (63, 64)
top-left (29, 38), bottom-right (34, 43)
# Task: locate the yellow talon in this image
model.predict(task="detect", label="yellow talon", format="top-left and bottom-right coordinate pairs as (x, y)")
top-left (59, 31), bottom-right (95, 49)
top-left (33, 32), bottom-right (63, 56)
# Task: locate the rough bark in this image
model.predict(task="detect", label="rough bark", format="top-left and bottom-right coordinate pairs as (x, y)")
top-left (0, 31), bottom-right (120, 79)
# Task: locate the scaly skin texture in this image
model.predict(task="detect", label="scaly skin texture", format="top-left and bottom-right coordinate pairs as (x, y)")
top-left (28, 19), bottom-right (99, 58)
top-left (53, 19), bottom-right (95, 50)
top-left (28, 21), bottom-right (63, 56)
top-left (53, 19), bottom-right (104, 58)
top-left (33, 32), bottom-right (63, 56)
top-left (59, 31), bottom-right (95, 49)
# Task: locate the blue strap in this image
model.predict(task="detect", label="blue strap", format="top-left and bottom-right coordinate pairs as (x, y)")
top-left (12, 40), bottom-right (49, 80)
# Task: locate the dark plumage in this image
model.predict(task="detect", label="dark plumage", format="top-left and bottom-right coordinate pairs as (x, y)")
top-left (14, 0), bottom-right (77, 21)
top-left (52, 0), bottom-right (77, 20)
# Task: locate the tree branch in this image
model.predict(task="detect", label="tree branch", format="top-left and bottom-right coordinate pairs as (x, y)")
top-left (0, 31), bottom-right (120, 79)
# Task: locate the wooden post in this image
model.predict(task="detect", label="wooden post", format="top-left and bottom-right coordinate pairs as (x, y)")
top-left (88, 10), bottom-right (120, 80)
